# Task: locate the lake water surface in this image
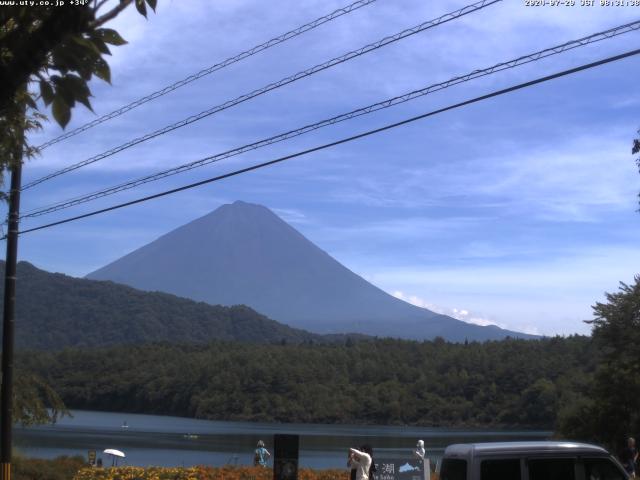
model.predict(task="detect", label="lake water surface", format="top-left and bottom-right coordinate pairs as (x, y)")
top-left (15, 410), bottom-right (550, 469)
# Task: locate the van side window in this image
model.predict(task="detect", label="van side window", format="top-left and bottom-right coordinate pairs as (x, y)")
top-left (528, 458), bottom-right (576, 480)
top-left (480, 459), bottom-right (521, 480)
top-left (440, 459), bottom-right (467, 480)
top-left (584, 458), bottom-right (627, 480)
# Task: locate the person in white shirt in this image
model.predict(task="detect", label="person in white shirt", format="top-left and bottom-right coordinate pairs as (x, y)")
top-left (349, 446), bottom-right (372, 480)
top-left (414, 439), bottom-right (426, 461)
top-left (413, 439), bottom-right (430, 479)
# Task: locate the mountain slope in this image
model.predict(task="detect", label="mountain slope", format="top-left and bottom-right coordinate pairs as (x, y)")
top-left (87, 201), bottom-right (534, 341)
top-left (1, 261), bottom-right (327, 350)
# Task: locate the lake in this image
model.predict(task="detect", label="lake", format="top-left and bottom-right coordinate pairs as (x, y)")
top-left (15, 410), bottom-right (550, 469)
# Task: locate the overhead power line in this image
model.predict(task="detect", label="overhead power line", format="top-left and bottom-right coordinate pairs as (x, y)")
top-left (20, 19), bottom-right (640, 219)
top-left (22, 0), bottom-right (501, 191)
top-left (35, 0), bottom-right (378, 151)
top-left (13, 48), bottom-right (640, 238)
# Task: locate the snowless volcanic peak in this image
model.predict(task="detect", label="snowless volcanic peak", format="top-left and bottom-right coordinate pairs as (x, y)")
top-left (87, 201), bottom-right (536, 341)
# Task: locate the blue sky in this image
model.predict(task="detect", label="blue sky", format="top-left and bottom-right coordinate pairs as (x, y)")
top-left (8, 0), bottom-right (640, 336)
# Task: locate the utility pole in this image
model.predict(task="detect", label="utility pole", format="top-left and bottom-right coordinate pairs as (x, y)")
top-left (0, 160), bottom-right (23, 480)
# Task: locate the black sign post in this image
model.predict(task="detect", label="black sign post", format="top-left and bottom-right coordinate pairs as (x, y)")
top-left (273, 434), bottom-right (299, 480)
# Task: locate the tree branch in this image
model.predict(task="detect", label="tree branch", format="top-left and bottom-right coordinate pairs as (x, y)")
top-left (91, 0), bottom-right (133, 28)
top-left (94, 0), bottom-right (111, 14)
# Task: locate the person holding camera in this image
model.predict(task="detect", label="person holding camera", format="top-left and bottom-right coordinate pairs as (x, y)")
top-left (348, 445), bottom-right (375, 480)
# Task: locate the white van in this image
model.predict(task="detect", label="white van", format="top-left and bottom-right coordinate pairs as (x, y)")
top-left (438, 441), bottom-right (628, 480)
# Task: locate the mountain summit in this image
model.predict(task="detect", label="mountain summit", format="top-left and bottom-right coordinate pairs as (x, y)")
top-left (87, 201), bottom-right (533, 341)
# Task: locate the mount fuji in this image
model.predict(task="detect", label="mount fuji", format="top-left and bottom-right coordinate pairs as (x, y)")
top-left (87, 201), bottom-right (535, 341)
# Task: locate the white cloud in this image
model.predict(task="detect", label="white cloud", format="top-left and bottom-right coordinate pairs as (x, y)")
top-left (392, 290), bottom-right (438, 310)
top-left (272, 208), bottom-right (309, 224)
top-left (392, 290), bottom-right (506, 329)
top-left (315, 126), bottom-right (639, 223)
top-left (367, 245), bottom-right (640, 336)
top-left (612, 95), bottom-right (640, 109)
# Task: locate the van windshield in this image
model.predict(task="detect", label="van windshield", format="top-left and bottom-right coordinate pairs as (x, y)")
top-left (440, 458), bottom-right (467, 480)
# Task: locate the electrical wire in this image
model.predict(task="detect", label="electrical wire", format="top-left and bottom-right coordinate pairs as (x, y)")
top-left (34, 0), bottom-right (378, 151)
top-left (22, 0), bottom-right (501, 191)
top-left (20, 19), bottom-right (640, 219)
top-left (13, 47), bottom-right (640, 238)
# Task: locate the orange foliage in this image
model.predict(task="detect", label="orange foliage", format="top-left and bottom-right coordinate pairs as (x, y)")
top-left (74, 465), bottom-right (350, 480)
top-left (74, 465), bottom-right (440, 480)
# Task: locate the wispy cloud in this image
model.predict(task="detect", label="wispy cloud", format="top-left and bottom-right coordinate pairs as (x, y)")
top-left (365, 245), bottom-right (640, 336)
top-left (272, 207), bottom-right (310, 225)
top-left (392, 290), bottom-right (506, 329)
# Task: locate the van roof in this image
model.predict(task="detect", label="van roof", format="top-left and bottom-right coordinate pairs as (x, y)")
top-left (444, 441), bottom-right (608, 457)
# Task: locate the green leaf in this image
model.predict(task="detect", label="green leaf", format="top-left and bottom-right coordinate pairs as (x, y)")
top-left (74, 59), bottom-right (95, 81)
top-left (62, 74), bottom-right (93, 112)
top-left (135, 0), bottom-right (147, 17)
top-left (93, 57), bottom-right (111, 84)
top-left (71, 35), bottom-right (101, 55)
top-left (39, 81), bottom-right (54, 106)
top-left (75, 95), bottom-right (93, 111)
top-left (97, 28), bottom-right (127, 46)
top-left (24, 94), bottom-right (37, 110)
top-left (90, 36), bottom-right (111, 55)
top-left (51, 46), bottom-right (76, 74)
top-left (63, 74), bottom-right (89, 93)
top-left (52, 77), bottom-right (76, 108)
top-left (146, 0), bottom-right (157, 11)
top-left (51, 96), bottom-right (71, 129)
top-left (51, 40), bottom-right (99, 79)
top-left (72, 40), bottom-right (100, 64)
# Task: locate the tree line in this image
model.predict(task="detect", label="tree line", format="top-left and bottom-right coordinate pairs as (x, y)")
top-left (20, 335), bottom-right (595, 429)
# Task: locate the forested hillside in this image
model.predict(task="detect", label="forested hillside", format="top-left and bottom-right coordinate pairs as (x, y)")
top-left (1, 261), bottom-right (334, 349)
top-left (21, 336), bottom-right (595, 428)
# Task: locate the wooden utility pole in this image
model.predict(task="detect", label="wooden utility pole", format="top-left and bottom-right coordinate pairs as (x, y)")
top-left (1, 161), bottom-right (23, 480)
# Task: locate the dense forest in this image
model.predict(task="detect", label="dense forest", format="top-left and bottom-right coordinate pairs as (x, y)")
top-left (0, 261), bottom-right (357, 349)
top-left (559, 277), bottom-right (640, 450)
top-left (20, 336), bottom-right (595, 429)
